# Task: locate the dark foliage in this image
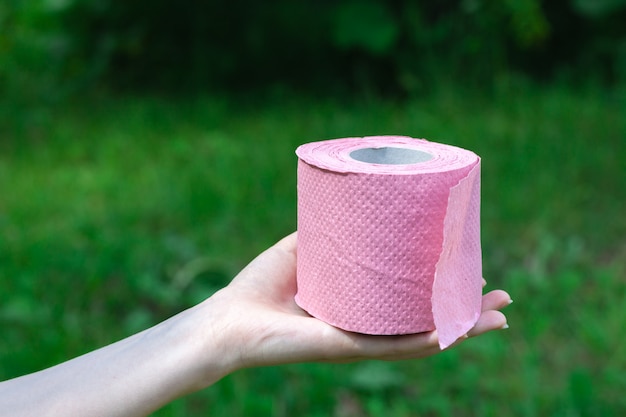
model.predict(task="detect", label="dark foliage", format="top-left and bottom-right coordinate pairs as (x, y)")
top-left (2, 0), bottom-right (626, 96)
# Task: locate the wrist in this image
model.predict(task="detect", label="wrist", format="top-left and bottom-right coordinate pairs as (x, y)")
top-left (165, 294), bottom-right (240, 393)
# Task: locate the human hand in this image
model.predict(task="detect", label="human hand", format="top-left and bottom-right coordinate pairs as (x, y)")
top-left (0, 232), bottom-right (510, 417)
top-left (204, 232), bottom-right (511, 373)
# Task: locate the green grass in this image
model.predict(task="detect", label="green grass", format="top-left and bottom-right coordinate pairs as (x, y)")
top-left (1, 83), bottom-right (625, 416)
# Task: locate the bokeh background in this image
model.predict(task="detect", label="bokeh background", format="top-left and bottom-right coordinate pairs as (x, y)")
top-left (1, 1), bottom-right (625, 416)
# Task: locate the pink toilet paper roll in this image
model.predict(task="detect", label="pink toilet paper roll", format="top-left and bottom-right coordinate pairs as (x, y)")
top-left (295, 136), bottom-right (482, 349)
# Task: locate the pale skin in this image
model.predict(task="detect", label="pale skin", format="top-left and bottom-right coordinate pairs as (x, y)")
top-left (0, 232), bottom-right (511, 417)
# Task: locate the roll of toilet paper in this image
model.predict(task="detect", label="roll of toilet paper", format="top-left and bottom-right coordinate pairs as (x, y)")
top-left (295, 136), bottom-right (482, 349)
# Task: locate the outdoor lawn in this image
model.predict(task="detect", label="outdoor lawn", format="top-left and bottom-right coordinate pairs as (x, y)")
top-left (1, 81), bottom-right (624, 416)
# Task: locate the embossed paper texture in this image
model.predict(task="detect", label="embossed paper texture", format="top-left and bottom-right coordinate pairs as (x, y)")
top-left (295, 136), bottom-right (482, 349)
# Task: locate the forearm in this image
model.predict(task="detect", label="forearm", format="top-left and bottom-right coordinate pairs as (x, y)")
top-left (0, 299), bottom-right (232, 417)
top-left (0, 233), bottom-right (510, 416)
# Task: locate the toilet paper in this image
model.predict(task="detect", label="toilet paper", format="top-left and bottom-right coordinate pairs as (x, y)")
top-left (295, 136), bottom-right (482, 349)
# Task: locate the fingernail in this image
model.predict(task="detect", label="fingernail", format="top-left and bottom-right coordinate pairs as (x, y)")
top-left (508, 299), bottom-right (514, 305)
top-left (501, 323), bottom-right (509, 330)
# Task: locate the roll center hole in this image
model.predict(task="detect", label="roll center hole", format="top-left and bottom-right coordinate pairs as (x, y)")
top-left (349, 147), bottom-right (433, 165)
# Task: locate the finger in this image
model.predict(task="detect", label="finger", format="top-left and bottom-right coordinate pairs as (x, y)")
top-left (467, 310), bottom-right (508, 337)
top-left (274, 231), bottom-right (298, 254)
top-left (481, 289), bottom-right (512, 312)
top-left (427, 332), bottom-right (468, 353)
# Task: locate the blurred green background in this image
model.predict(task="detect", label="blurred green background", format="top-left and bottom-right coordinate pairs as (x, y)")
top-left (1, 1), bottom-right (625, 416)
